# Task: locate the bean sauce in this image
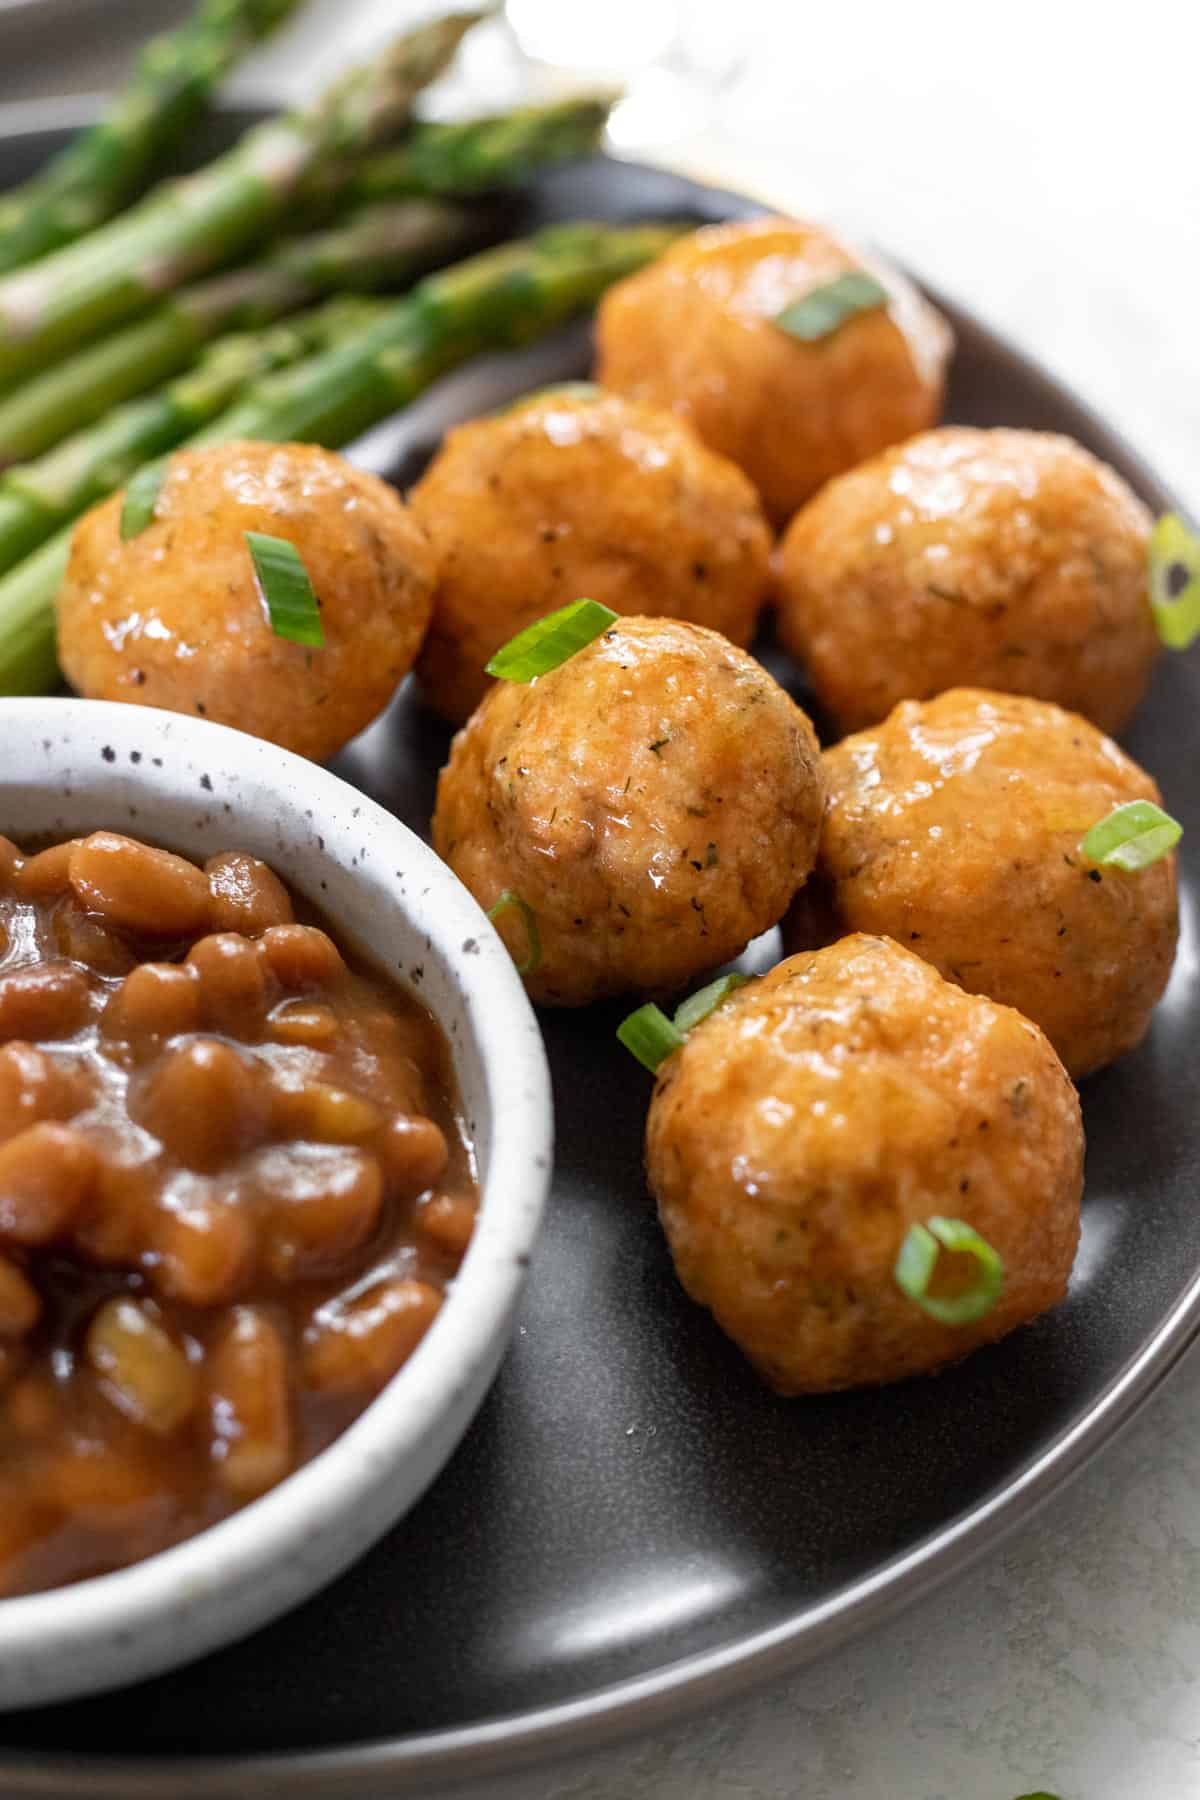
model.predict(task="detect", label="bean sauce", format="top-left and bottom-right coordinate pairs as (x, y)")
top-left (0, 831), bottom-right (478, 1597)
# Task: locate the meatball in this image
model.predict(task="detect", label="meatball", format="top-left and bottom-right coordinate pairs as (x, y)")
top-left (775, 426), bottom-right (1158, 736)
top-left (647, 934), bottom-right (1083, 1394)
top-left (595, 216), bottom-right (952, 526)
top-left (411, 388), bottom-right (773, 723)
top-left (58, 441), bottom-right (438, 762)
top-left (784, 689), bottom-right (1179, 1079)
top-left (432, 617), bottom-right (825, 1006)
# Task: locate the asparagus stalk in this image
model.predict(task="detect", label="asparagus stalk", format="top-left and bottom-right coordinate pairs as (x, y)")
top-left (0, 297), bottom-right (385, 577)
top-left (0, 219), bottom-right (681, 697)
top-left (0, 0), bottom-right (305, 280)
top-left (0, 200), bottom-right (485, 465)
top-left (299, 95), bottom-right (614, 214)
top-left (0, 10), bottom-right (485, 392)
top-left (194, 221), bottom-right (682, 447)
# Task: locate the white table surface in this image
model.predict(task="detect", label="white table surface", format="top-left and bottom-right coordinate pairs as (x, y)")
top-left (3, 5), bottom-right (1200, 1796)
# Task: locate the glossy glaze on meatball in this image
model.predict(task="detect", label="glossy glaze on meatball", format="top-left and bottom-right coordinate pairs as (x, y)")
top-left (58, 441), bottom-right (439, 762)
top-left (785, 689), bottom-right (1178, 1078)
top-left (432, 617), bottom-right (825, 1006)
top-left (647, 935), bottom-right (1083, 1394)
top-left (775, 426), bottom-right (1158, 735)
top-left (411, 388), bottom-right (773, 723)
top-left (595, 216), bottom-right (952, 526)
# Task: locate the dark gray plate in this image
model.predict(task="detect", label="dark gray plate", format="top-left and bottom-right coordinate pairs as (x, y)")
top-left (0, 109), bottom-right (1196, 1798)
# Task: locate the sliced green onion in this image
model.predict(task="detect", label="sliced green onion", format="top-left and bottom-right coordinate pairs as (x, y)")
top-left (119, 459), bottom-right (167, 541)
top-left (1013, 1793), bottom-right (1063, 1799)
top-left (673, 972), bottom-right (750, 1035)
top-left (486, 890), bottom-right (541, 975)
top-left (774, 272), bottom-right (888, 343)
top-left (246, 531), bottom-right (324, 649)
top-left (486, 598), bottom-right (617, 682)
top-left (1149, 512), bottom-right (1200, 650)
top-left (893, 1216), bottom-right (1004, 1325)
top-left (506, 381), bottom-right (603, 413)
top-left (1080, 799), bottom-right (1181, 871)
top-left (616, 1003), bottom-right (685, 1074)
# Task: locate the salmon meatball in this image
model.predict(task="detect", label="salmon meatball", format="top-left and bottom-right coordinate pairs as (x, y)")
top-left (595, 216), bottom-right (952, 525)
top-left (647, 935), bottom-right (1083, 1394)
top-left (411, 388), bottom-right (773, 722)
top-left (57, 441), bottom-right (438, 762)
top-left (432, 617), bottom-right (825, 1006)
top-left (784, 689), bottom-right (1179, 1079)
top-left (775, 426), bottom-right (1158, 735)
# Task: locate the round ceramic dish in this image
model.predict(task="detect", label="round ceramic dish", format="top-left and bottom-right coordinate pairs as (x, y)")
top-left (0, 697), bottom-right (553, 1710)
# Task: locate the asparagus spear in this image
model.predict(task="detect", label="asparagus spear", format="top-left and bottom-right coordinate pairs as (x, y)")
top-left (298, 95), bottom-right (614, 214)
top-left (0, 0), bottom-right (304, 280)
top-left (0, 10), bottom-right (485, 392)
top-left (0, 200), bottom-right (485, 466)
top-left (194, 221), bottom-right (682, 447)
top-left (0, 297), bottom-right (386, 577)
top-left (0, 219), bottom-right (681, 698)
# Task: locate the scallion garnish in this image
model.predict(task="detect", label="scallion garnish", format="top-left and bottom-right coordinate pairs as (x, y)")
top-left (486, 598), bottom-right (618, 683)
top-left (616, 1003), bottom-right (685, 1074)
top-left (1149, 512), bottom-right (1200, 650)
top-left (673, 972), bottom-right (749, 1035)
top-left (1080, 799), bottom-right (1181, 871)
top-left (774, 272), bottom-right (888, 343)
top-left (893, 1217), bottom-right (1004, 1325)
top-left (246, 531), bottom-right (325, 649)
top-left (486, 889), bottom-right (541, 975)
top-left (507, 382), bottom-right (603, 412)
top-left (119, 459), bottom-right (167, 541)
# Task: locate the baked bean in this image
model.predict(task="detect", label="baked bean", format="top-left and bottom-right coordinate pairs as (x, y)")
top-left (0, 1041), bottom-right (87, 1140)
top-left (85, 1298), bottom-right (197, 1435)
top-left (0, 835), bottom-right (24, 886)
top-left (0, 1343), bottom-right (25, 1393)
top-left (44, 1442), bottom-right (167, 1516)
top-left (151, 1194), bottom-right (255, 1307)
top-left (271, 1081), bottom-right (380, 1144)
top-left (415, 1191), bottom-right (477, 1264)
top-left (0, 961), bottom-right (92, 1040)
top-left (268, 1000), bottom-right (340, 1047)
top-left (258, 923), bottom-right (343, 990)
top-left (102, 963), bottom-right (200, 1045)
top-left (0, 1123), bottom-right (97, 1246)
top-left (378, 1114), bottom-right (449, 1196)
top-left (52, 903), bottom-right (137, 977)
top-left (186, 933), bottom-right (268, 1037)
top-left (69, 833), bottom-right (212, 939)
top-left (208, 1308), bottom-right (291, 1500)
top-left (302, 1279), bottom-right (442, 1395)
top-left (135, 1040), bottom-right (269, 1172)
top-left (206, 852), bottom-right (294, 937)
top-left (0, 1255), bottom-right (40, 1336)
top-left (73, 1152), bottom-right (159, 1268)
top-left (14, 841), bottom-right (76, 898)
top-left (254, 1144), bottom-right (384, 1281)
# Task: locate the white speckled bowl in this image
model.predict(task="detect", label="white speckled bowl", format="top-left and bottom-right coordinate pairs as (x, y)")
top-left (0, 697), bottom-right (553, 1710)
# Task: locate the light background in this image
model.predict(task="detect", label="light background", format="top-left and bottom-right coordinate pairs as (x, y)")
top-left (1, 4), bottom-right (1199, 1795)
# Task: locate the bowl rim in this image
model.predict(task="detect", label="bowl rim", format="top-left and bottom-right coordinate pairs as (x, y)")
top-left (0, 697), bottom-right (553, 1688)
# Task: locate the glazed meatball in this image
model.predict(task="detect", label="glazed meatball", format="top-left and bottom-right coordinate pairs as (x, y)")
top-left (411, 388), bottom-right (773, 723)
top-left (595, 216), bottom-right (952, 526)
top-left (775, 426), bottom-right (1158, 736)
top-left (784, 689), bottom-right (1179, 1079)
top-left (58, 442), bottom-right (438, 762)
top-left (432, 617), bottom-right (825, 1006)
top-left (647, 935), bottom-right (1083, 1394)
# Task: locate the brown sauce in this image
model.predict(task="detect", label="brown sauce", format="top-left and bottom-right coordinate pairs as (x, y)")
top-left (0, 831), bottom-right (478, 1597)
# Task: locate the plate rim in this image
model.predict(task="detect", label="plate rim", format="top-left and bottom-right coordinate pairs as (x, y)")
top-left (0, 109), bottom-right (1193, 1795)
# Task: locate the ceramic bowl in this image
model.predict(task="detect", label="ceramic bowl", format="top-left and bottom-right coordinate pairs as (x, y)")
top-left (0, 696), bottom-right (553, 1709)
